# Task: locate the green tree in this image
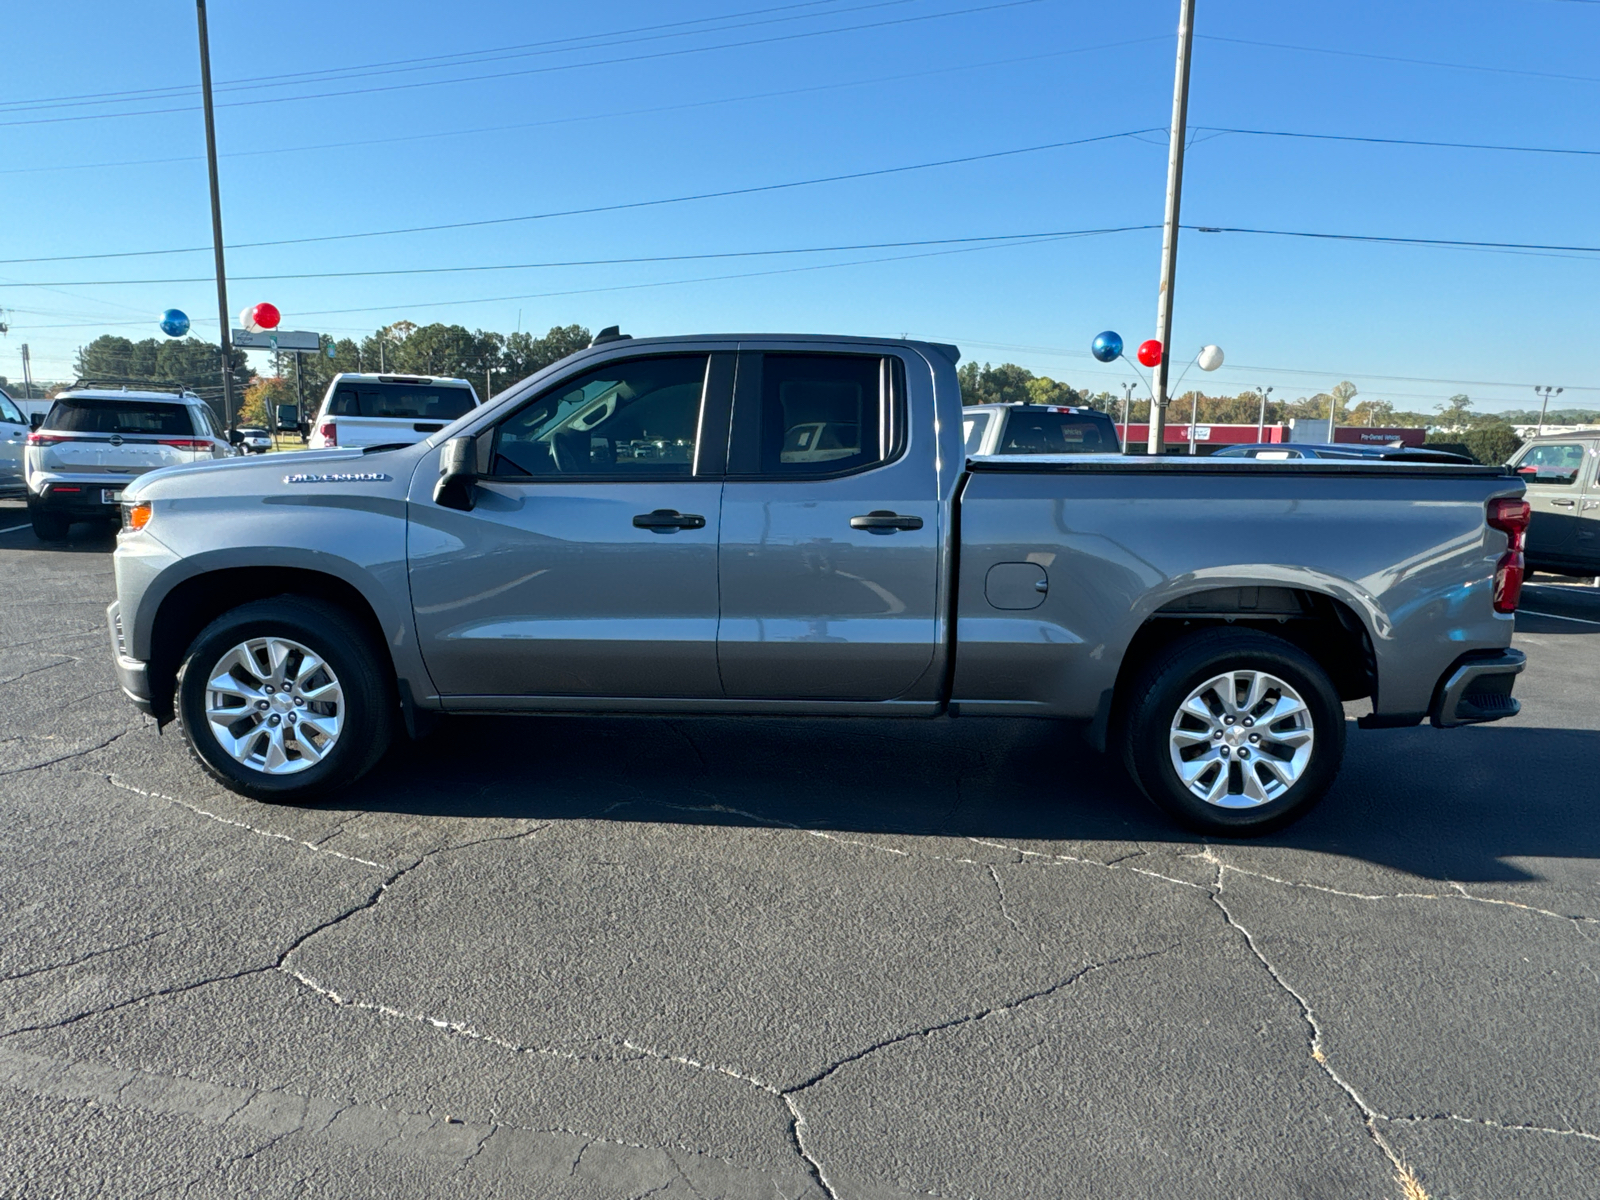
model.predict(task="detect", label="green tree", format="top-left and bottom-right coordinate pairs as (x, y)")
top-left (1435, 393), bottom-right (1475, 430)
top-left (958, 362), bottom-right (1084, 407)
top-left (1459, 425), bottom-right (1523, 466)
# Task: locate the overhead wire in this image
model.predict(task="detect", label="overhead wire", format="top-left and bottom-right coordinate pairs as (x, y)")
top-left (0, 0), bottom-right (1054, 128)
top-left (0, 227), bottom-right (1162, 288)
top-left (0, 0), bottom-right (922, 114)
top-left (0, 129), bottom-right (1162, 265)
top-left (0, 37), bottom-right (1166, 178)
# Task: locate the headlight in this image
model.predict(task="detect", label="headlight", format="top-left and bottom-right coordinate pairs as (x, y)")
top-left (123, 501), bottom-right (152, 532)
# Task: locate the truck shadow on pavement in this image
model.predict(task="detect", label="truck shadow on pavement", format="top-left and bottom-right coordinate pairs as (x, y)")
top-left (342, 714), bottom-right (1598, 885)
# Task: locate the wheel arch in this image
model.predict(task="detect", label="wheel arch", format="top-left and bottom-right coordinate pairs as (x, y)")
top-left (1089, 584), bottom-right (1376, 753)
top-left (143, 561), bottom-right (408, 723)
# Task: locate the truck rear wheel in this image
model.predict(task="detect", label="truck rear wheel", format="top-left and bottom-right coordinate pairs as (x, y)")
top-left (1120, 629), bottom-right (1345, 836)
top-left (175, 596), bottom-right (394, 803)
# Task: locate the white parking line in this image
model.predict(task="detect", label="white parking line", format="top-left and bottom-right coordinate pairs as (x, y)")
top-left (1519, 609), bottom-right (1600, 627)
top-left (0, 523), bottom-right (31, 534)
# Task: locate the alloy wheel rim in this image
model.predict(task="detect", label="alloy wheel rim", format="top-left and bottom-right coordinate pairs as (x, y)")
top-left (203, 636), bottom-right (343, 775)
top-left (1168, 669), bottom-right (1314, 809)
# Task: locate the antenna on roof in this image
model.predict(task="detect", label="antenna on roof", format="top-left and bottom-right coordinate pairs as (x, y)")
top-left (591, 325), bottom-right (632, 346)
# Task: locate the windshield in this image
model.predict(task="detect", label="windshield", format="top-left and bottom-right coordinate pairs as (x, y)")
top-left (329, 382), bottom-right (475, 420)
top-left (45, 397), bottom-right (194, 436)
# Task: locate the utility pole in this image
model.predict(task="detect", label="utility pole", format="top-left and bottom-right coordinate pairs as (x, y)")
top-left (1326, 390), bottom-right (1339, 442)
top-left (1534, 385), bottom-right (1563, 437)
top-left (1147, 0), bottom-right (1197, 456)
top-left (20, 344), bottom-right (33, 400)
top-left (1256, 386), bottom-right (1273, 442)
top-left (195, 0), bottom-right (236, 434)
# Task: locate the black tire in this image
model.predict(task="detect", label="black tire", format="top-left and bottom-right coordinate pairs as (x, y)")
top-left (175, 596), bottom-right (395, 803)
top-left (1120, 629), bottom-right (1346, 836)
top-left (29, 505), bottom-right (70, 541)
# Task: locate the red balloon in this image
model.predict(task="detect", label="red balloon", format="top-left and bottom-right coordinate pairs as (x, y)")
top-left (250, 302), bottom-right (281, 331)
top-left (1137, 339), bottom-right (1162, 368)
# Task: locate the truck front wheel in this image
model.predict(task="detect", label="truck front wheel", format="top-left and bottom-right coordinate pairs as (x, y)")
top-left (1121, 629), bottom-right (1345, 836)
top-left (175, 596), bottom-right (395, 802)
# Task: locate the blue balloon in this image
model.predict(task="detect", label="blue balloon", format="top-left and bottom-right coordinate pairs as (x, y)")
top-left (1091, 331), bottom-right (1123, 363)
top-left (159, 308), bottom-right (190, 338)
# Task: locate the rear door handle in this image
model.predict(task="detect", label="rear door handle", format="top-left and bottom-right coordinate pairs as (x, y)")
top-left (1552, 498), bottom-right (1577, 508)
top-left (850, 510), bottom-right (924, 533)
top-left (633, 509), bottom-right (706, 532)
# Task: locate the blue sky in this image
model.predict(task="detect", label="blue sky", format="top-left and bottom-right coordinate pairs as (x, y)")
top-left (1, 0), bottom-right (1596, 414)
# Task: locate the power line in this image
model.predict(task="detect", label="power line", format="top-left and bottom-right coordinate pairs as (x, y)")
top-left (1188, 224), bottom-right (1600, 256)
top-left (0, 0), bottom-right (916, 114)
top-left (10, 217), bottom-right (1596, 290)
top-left (0, 0), bottom-right (1053, 128)
top-left (0, 227), bottom-right (1161, 289)
top-left (1199, 34), bottom-right (1600, 86)
top-left (0, 129), bottom-right (1159, 266)
top-left (0, 37), bottom-right (1167, 179)
top-left (1196, 126), bottom-right (1600, 157)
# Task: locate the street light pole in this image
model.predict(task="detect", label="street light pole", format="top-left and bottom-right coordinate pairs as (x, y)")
top-left (195, 1), bottom-right (236, 434)
top-left (1120, 382), bottom-right (1136, 451)
top-left (1534, 385), bottom-right (1563, 436)
top-left (1256, 386), bottom-right (1273, 442)
top-left (1147, 0), bottom-right (1197, 456)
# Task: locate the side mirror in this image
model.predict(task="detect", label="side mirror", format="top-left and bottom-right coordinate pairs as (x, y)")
top-left (227, 429), bottom-right (244, 446)
top-left (30, 413), bottom-right (44, 430)
top-left (433, 435), bottom-right (479, 511)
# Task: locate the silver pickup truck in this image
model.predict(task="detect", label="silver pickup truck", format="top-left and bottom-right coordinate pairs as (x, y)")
top-left (106, 334), bottom-right (1530, 834)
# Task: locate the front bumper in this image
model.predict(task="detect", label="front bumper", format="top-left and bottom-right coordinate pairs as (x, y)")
top-left (1430, 648), bottom-right (1526, 728)
top-left (106, 601), bottom-right (153, 713)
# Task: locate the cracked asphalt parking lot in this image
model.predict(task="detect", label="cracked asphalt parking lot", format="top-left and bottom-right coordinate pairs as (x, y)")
top-left (1, 501), bottom-right (1597, 1200)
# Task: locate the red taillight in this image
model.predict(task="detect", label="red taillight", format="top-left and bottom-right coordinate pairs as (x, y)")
top-left (1493, 552), bottom-right (1525, 614)
top-left (27, 432), bottom-right (65, 446)
top-left (159, 438), bottom-right (211, 452)
top-left (50, 485), bottom-right (82, 493)
top-left (319, 422), bottom-right (337, 446)
top-left (1487, 497), bottom-right (1530, 551)
top-left (1488, 497), bottom-right (1531, 614)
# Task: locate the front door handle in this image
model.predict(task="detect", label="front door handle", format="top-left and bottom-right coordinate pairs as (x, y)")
top-left (1551, 498), bottom-right (1577, 508)
top-left (633, 509), bottom-right (706, 532)
top-left (850, 510), bottom-right (924, 533)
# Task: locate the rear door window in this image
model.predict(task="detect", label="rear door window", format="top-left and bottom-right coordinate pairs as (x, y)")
top-left (996, 409), bottom-right (1116, 454)
top-left (330, 383), bottom-right (475, 420)
top-left (0, 394), bottom-right (23, 424)
top-left (45, 398), bottom-right (193, 436)
top-left (729, 352), bottom-right (904, 478)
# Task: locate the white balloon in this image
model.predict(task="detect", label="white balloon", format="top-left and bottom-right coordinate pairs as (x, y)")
top-left (1197, 344), bottom-right (1225, 371)
top-left (239, 305), bottom-right (261, 334)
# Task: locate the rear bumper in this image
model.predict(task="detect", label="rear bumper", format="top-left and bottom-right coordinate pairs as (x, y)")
top-left (106, 601), bottom-right (153, 713)
top-left (31, 480), bottom-right (133, 519)
top-left (1430, 648), bottom-right (1526, 728)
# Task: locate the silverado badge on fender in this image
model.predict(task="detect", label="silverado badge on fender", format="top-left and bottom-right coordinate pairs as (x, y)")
top-left (282, 472), bottom-right (392, 484)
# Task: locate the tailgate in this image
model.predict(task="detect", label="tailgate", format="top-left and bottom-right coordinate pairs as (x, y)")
top-left (330, 416), bottom-right (443, 448)
top-left (40, 434), bottom-right (195, 475)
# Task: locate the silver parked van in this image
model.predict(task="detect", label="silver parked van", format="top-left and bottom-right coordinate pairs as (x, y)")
top-left (307, 373), bottom-right (480, 450)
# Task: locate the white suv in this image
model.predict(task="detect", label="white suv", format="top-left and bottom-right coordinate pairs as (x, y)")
top-left (26, 384), bottom-right (238, 540)
top-left (307, 373), bottom-right (480, 450)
